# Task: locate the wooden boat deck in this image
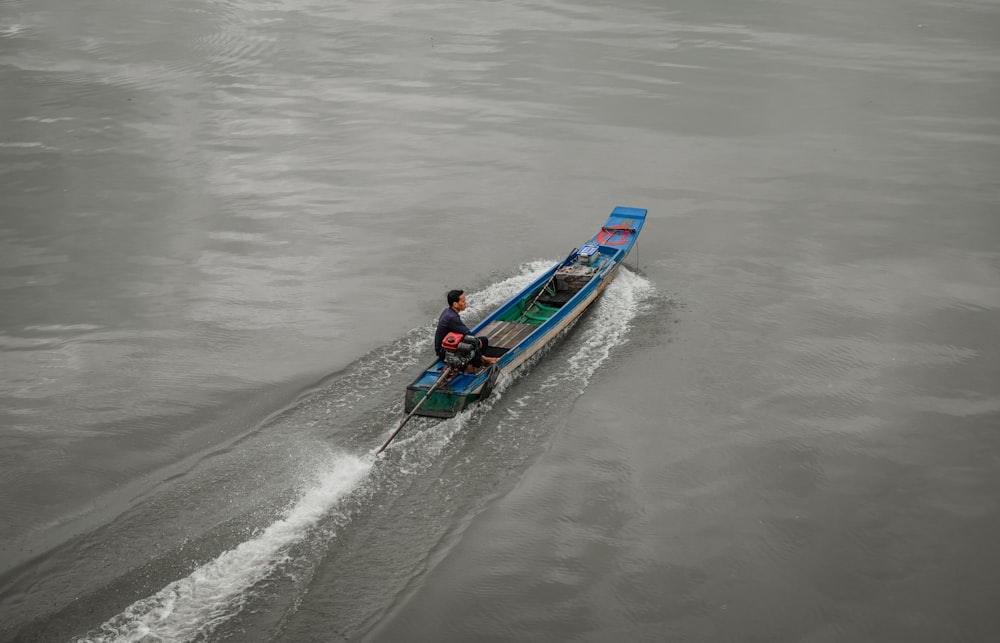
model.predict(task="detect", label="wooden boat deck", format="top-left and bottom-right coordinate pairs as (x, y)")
top-left (479, 320), bottom-right (538, 350)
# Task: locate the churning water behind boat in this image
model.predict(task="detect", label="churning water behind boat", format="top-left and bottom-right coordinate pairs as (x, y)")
top-left (64, 267), bottom-right (656, 643)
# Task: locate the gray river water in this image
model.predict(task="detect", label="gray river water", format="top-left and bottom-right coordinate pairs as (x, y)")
top-left (1, 0), bottom-right (998, 641)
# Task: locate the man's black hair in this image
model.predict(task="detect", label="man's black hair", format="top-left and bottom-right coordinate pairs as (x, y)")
top-left (447, 289), bottom-right (464, 306)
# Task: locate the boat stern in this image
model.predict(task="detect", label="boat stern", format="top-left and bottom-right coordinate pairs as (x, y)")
top-left (405, 384), bottom-right (470, 418)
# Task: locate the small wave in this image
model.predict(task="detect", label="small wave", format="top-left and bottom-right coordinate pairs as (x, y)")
top-left (0, 23), bottom-right (28, 38)
top-left (75, 453), bottom-right (371, 643)
top-left (564, 267), bottom-right (657, 382)
top-left (465, 259), bottom-right (554, 317)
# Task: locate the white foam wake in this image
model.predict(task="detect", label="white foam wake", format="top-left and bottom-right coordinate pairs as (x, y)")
top-left (529, 266), bottom-right (655, 397)
top-left (464, 260), bottom-right (554, 318)
top-left (564, 267), bottom-right (655, 378)
top-left (76, 453), bottom-right (371, 643)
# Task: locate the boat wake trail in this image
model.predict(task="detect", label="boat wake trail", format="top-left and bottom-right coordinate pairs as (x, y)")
top-left (499, 267), bottom-right (656, 423)
top-left (75, 452), bottom-right (370, 643)
top-left (72, 261), bottom-right (653, 643)
top-left (564, 267), bottom-right (656, 386)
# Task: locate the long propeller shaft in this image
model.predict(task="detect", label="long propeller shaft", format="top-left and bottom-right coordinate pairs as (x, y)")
top-left (376, 368), bottom-right (453, 454)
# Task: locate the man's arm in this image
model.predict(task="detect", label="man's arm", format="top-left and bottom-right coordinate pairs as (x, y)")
top-left (446, 311), bottom-right (472, 336)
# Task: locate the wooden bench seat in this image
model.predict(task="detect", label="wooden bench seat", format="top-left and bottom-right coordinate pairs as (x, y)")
top-left (479, 320), bottom-right (538, 350)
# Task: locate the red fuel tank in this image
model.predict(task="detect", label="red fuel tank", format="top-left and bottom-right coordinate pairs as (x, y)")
top-left (441, 332), bottom-right (465, 352)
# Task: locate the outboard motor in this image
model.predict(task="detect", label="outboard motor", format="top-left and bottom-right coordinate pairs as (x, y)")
top-left (441, 332), bottom-right (480, 370)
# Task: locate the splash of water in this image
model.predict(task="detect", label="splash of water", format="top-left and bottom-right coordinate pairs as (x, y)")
top-left (510, 267), bottom-right (656, 404)
top-left (76, 453), bottom-right (371, 643)
top-left (464, 260), bottom-right (554, 318)
top-left (564, 267), bottom-right (656, 381)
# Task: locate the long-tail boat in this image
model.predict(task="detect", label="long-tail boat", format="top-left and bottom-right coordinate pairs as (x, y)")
top-left (402, 206), bottom-right (647, 422)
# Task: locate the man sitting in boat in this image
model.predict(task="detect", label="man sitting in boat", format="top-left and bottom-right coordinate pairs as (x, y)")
top-left (435, 289), bottom-right (497, 373)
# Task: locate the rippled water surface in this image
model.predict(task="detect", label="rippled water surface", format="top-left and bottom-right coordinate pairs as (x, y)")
top-left (1, 0), bottom-right (998, 641)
